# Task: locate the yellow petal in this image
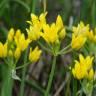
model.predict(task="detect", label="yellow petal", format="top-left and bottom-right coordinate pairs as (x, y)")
top-left (56, 15), bottom-right (63, 30)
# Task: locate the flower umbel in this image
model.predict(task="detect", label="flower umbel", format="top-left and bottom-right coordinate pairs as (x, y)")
top-left (41, 15), bottom-right (66, 44)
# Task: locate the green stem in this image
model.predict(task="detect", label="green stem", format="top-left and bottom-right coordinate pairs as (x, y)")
top-left (91, 0), bottom-right (96, 27)
top-left (58, 48), bottom-right (72, 55)
top-left (65, 26), bottom-right (72, 32)
top-left (38, 41), bottom-right (52, 53)
top-left (25, 79), bottom-right (45, 95)
top-left (16, 62), bottom-right (30, 70)
top-left (44, 56), bottom-right (57, 96)
top-left (73, 78), bottom-right (77, 96)
top-left (87, 94), bottom-right (92, 96)
top-left (1, 65), bottom-right (13, 96)
top-left (43, 0), bottom-right (47, 12)
top-left (76, 90), bottom-right (82, 96)
top-left (19, 49), bottom-right (28, 96)
top-left (59, 44), bottom-right (71, 53)
top-left (31, 0), bottom-right (37, 13)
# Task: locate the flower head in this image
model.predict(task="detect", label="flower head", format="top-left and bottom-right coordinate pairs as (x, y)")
top-left (27, 26), bottom-right (41, 41)
top-left (29, 46), bottom-right (42, 62)
top-left (73, 21), bottom-right (89, 36)
top-left (41, 23), bottom-right (58, 44)
top-left (27, 12), bottom-right (47, 41)
top-left (71, 22), bottom-right (90, 50)
top-left (41, 15), bottom-right (66, 44)
top-left (15, 33), bottom-right (30, 51)
top-left (71, 34), bottom-right (86, 50)
top-left (72, 54), bottom-right (94, 80)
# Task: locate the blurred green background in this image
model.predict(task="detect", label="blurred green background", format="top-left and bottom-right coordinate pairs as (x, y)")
top-left (0, 0), bottom-right (96, 37)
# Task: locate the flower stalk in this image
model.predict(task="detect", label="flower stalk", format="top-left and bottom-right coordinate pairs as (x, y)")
top-left (1, 64), bottom-right (13, 96)
top-left (19, 49), bottom-right (28, 96)
top-left (44, 56), bottom-right (57, 96)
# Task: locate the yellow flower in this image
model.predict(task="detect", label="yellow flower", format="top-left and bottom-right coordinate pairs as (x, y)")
top-left (29, 46), bottom-right (42, 62)
top-left (30, 12), bottom-right (47, 27)
top-left (56, 15), bottom-right (66, 40)
top-left (31, 13), bottom-right (39, 25)
top-left (73, 21), bottom-right (89, 36)
top-left (41, 23), bottom-right (58, 44)
top-left (56, 15), bottom-right (64, 30)
top-left (27, 26), bottom-right (41, 41)
top-left (27, 13), bottom-right (66, 43)
top-left (15, 33), bottom-right (30, 51)
top-left (71, 22), bottom-right (90, 50)
top-left (72, 54), bottom-right (94, 80)
top-left (27, 12), bottom-right (47, 41)
top-left (72, 61), bottom-right (85, 79)
top-left (71, 34), bottom-right (86, 50)
top-left (40, 14), bottom-right (66, 44)
top-left (0, 42), bottom-right (7, 58)
top-left (7, 28), bottom-right (15, 42)
top-left (39, 12), bottom-right (47, 26)
top-left (14, 47), bottom-right (21, 59)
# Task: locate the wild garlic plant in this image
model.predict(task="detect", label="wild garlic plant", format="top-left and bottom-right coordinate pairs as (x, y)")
top-left (0, 12), bottom-right (96, 96)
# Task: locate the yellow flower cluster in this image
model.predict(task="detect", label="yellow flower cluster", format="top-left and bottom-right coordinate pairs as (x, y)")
top-left (71, 22), bottom-right (96, 50)
top-left (71, 22), bottom-right (89, 50)
top-left (26, 12), bottom-right (47, 41)
top-left (0, 28), bottom-right (42, 63)
top-left (72, 54), bottom-right (94, 80)
top-left (41, 15), bottom-right (66, 44)
top-left (7, 28), bottom-right (30, 59)
top-left (27, 13), bottom-right (66, 44)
